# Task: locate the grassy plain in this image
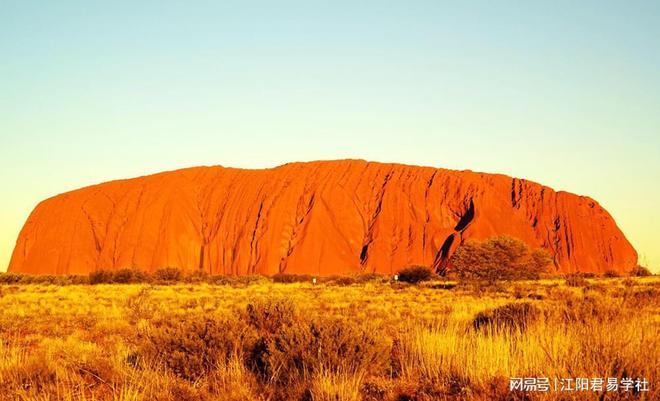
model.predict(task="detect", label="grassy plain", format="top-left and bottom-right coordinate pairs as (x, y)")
top-left (0, 277), bottom-right (657, 401)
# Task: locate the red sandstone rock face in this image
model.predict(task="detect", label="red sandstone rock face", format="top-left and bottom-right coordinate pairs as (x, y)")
top-left (8, 160), bottom-right (637, 276)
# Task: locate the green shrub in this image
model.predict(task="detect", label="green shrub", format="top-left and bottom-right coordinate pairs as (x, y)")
top-left (450, 236), bottom-right (551, 282)
top-left (397, 266), bottom-right (434, 284)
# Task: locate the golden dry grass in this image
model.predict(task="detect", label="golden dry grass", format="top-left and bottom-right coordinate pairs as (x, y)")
top-left (0, 277), bottom-right (657, 400)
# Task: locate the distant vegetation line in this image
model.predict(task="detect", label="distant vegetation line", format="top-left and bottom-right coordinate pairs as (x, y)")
top-left (1, 236), bottom-right (652, 286)
top-left (0, 266), bottom-right (651, 287)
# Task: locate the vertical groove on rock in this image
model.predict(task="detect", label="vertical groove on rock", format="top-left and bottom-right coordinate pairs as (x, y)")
top-left (81, 199), bottom-right (102, 256)
top-left (422, 170), bottom-right (438, 254)
top-left (248, 200), bottom-right (265, 275)
top-left (279, 191), bottom-right (315, 273)
top-left (359, 170), bottom-right (393, 268)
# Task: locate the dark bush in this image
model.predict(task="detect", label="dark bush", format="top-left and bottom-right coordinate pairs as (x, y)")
top-left (397, 266), bottom-right (434, 284)
top-left (139, 315), bottom-right (245, 381)
top-left (153, 267), bottom-right (183, 282)
top-left (630, 265), bottom-right (652, 277)
top-left (450, 236), bottom-right (551, 282)
top-left (472, 302), bottom-right (540, 334)
top-left (182, 271), bottom-right (211, 284)
top-left (243, 299), bottom-right (298, 381)
top-left (89, 268), bottom-right (149, 284)
top-left (271, 273), bottom-right (314, 284)
top-left (0, 273), bottom-right (90, 285)
top-left (89, 270), bottom-right (115, 284)
top-left (57, 275), bottom-right (89, 285)
top-left (30, 275), bottom-right (55, 284)
top-left (603, 270), bottom-right (620, 278)
top-left (113, 268), bottom-right (149, 283)
top-left (241, 299), bottom-right (389, 388)
top-left (0, 273), bottom-right (27, 284)
top-left (261, 318), bottom-right (389, 384)
top-left (245, 299), bottom-right (297, 334)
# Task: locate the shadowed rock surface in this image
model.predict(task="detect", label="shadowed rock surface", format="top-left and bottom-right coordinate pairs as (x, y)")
top-left (8, 160), bottom-right (637, 275)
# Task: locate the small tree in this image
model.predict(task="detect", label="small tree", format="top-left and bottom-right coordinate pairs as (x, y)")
top-left (630, 265), bottom-right (652, 277)
top-left (450, 236), bottom-right (551, 282)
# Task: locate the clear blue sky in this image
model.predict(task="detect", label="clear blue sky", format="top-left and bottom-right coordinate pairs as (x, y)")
top-left (1, 1), bottom-right (659, 271)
